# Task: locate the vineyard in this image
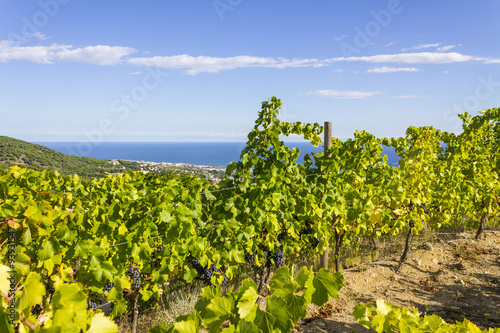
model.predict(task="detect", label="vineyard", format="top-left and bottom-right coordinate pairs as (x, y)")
top-left (0, 97), bottom-right (499, 332)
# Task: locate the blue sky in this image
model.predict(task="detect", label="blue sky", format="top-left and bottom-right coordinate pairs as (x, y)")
top-left (1, 0), bottom-right (499, 144)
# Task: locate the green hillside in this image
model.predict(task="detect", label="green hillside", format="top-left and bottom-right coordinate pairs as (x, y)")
top-left (0, 136), bottom-right (141, 178)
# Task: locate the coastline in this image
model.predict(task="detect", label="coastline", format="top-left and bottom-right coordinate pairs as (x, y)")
top-left (109, 159), bottom-right (227, 184)
top-left (113, 159), bottom-right (227, 171)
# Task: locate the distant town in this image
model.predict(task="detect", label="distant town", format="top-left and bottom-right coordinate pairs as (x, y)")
top-left (110, 160), bottom-right (227, 184)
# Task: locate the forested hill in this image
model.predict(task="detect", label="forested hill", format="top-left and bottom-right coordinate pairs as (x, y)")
top-left (0, 136), bottom-right (141, 178)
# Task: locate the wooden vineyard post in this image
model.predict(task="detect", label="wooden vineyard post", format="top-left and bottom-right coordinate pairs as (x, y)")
top-left (320, 121), bottom-right (332, 270)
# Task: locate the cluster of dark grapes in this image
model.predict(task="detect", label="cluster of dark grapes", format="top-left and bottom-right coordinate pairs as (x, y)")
top-left (127, 265), bottom-right (141, 289)
top-left (274, 250), bottom-right (284, 268)
top-left (46, 284), bottom-right (55, 303)
top-left (187, 256), bottom-right (226, 286)
top-left (409, 220), bottom-right (415, 228)
top-left (151, 245), bottom-right (165, 255)
top-left (419, 204), bottom-right (429, 214)
top-left (187, 255), bottom-right (205, 276)
top-left (299, 222), bottom-right (313, 240)
top-left (203, 265), bottom-right (215, 285)
top-left (409, 202), bottom-right (414, 212)
top-left (245, 252), bottom-right (256, 266)
top-left (31, 304), bottom-right (42, 316)
top-left (304, 222), bottom-right (313, 234)
top-left (204, 265), bottom-right (227, 286)
top-left (87, 299), bottom-right (99, 311)
top-left (299, 222), bottom-right (320, 249)
top-left (151, 247), bottom-right (165, 267)
top-left (277, 229), bottom-right (287, 241)
top-left (103, 283), bottom-right (114, 292)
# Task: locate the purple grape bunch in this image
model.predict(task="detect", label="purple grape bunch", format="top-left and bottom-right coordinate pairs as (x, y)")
top-left (187, 255), bottom-right (226, 286)
top-left (103, 283), bottom-right (114, 292)
top-left (127, 265), bottom-right (141, 289)
top-left (245, 252), bottom-right (256, 266)
top-left (274, 250), bottom-right (284, 268)
top-left (87, 299), bottom-right (98, 311)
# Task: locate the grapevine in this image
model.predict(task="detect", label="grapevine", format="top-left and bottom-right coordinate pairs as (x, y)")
top-left (0, 99), bottom-right (498, 332)
top-left (354, 299), bottom-right (500, 333)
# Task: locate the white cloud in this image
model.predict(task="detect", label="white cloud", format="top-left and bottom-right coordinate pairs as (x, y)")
top-left (127, 54), bottom-right (323, 75)
top-left (437, 44), bottom-right (459, 52)
top-left (334, 34), bottom-right (347, 42)
top-left (1, 39), bottom-right (498, 73)
top-left (401, 43), bottom-right (441, 52)
top-left (301, 89), bottom-right (381, 99)
top-left (478, 57), bottom-right (500, 64)
top-left (28, 32), bottom-right (51, 41)
top-left (367, 66), bottom-right (421, 73)
top-left (326, 52), bottom-right (474, 64)
top-left (401, 43), bottom-right (461, 52)
top-left (385, 41), bottom-right (398, 47)
top-left (128, 71), bottom-right (142, 75)
top-left (0, 40), bottom-right (137, 65)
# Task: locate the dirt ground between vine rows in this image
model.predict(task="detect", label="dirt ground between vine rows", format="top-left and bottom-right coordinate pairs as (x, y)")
top-left (296, 230), bottom-right (500, 332)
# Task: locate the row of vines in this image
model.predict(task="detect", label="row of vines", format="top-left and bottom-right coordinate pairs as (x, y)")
top-left (0, 97), bottom-right (498, 332)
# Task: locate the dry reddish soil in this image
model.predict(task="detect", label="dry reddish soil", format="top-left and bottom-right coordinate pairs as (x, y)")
top-left (297, 230), bottom-right (500, 332)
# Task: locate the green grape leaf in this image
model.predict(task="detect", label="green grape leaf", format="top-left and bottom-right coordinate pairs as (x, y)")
top-left (18, 272), bottom-right (44, 314)
top-left (284, 293), bottom-right (307, 323)
top-left (236, 320), bottom-right (261, 333)
top-left (183, 267), bottom-right (198, 283)
top-left (195, 286), bottom-right (222, 319)
top-left (149, 322), bottom-right (168, 333)
top-left (254, 297), bottom-right (293, 333)
top-left (203, 296), bottom-right (235, 333)
top-left (0, 312), bottom-right (15, 333)
top-left (236, 281), bottom-right (259, 320)
top-left (51, 284), bottom-right (88, 330)
top-left (110, 299), bottom-right (128, 318)
top-left (38, 237), bottom-right (56, 261)
top-left (168, 311), bottom-right (201, 333)
top-left (310, 269), bottom-right (344, 307)
top-left (295, 266), bottom-right (313, 290)
top-left (87, 312), bottom-right (118, 333)
top-left (0, 265), bottom-right (10, 296)
top-left (269, 266), bottom-right (297, 298)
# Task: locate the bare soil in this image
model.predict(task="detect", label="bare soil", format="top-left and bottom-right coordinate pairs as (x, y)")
top-left (297, 230), bottom-right (500, 332)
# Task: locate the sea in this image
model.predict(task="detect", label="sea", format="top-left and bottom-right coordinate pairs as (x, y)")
top-left (36, 142), bottom-right (400, 167)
